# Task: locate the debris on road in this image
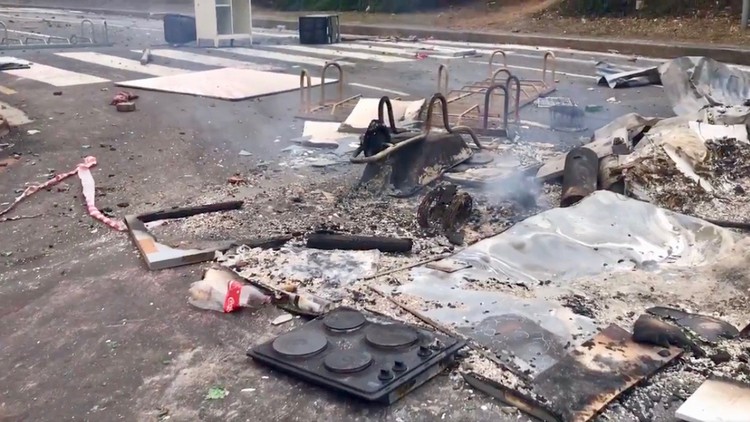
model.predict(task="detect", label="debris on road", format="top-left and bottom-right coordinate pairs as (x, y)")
top-left (462, 372), bottom-right (561, 422)
top-left (116, 102), bottom-right (136, 112)
top-left (53, 91), bottom-right (62, 96)
top-left (227, 175), bottom-right (246, 185)
top-left (271, 313), bottom-right (293, 325)
top-left (247, 307), bottom-right (465, 404)
top-left (125, 200), bottom-right (244, 270)
top-left (660, 56), bottom-right (750, 116)
top-left (0, 156), bottom-right (125, 231)
top-left (0, 213), bottom-right (41, 223)
top-left (110, 91), bottom-right (138, 106)
top-left (189, 268), bottom-right (271, 313)
top-left (560, 147), bottom-right (598, 207)
top-left (596, 61), bottom-right (660, 89)
top-left (632, 314), bottom-right (705, 357)
top-left (306, 232), bottom-right (413, 253)
top-left (533, 325), bottom-right (681, 422)
top-left (417, 184), bottom-right (473, 244)
top-left (646, 307), bottom-right (740, 343)
top-left (140, 48), bottom-right (151, 65)
top-left (676, 378), bottom-right (750, 422)
top-left (0, 56), bottom-right (30, 70)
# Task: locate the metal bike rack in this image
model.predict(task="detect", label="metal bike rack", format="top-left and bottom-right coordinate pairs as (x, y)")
top-left (486, 49), bottom-right (557, 108)
top-left (429, 64), bottom-right (520, 137)
top-left (0, 18), bottom-right (112, 50)
top-left (297, 61), bottom-right (362, 122)
top-left (79, 19), bottom-right (95, 43)
top-left (438, 64), bottom-right (449, 95)
top-left (0, 22), bottom-right (21, 45)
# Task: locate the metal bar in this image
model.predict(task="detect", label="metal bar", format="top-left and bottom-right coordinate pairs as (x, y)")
top-left (437, 64), bottom-right (449, 94)
top-left (320, 61), bottom-right (343, 107)
top-left (744, 0), bottom-right (750, 29)
top-left (488, 50), bottom-right (507, 77)
top-left (47, 36), bottom-right (71, 45)
top-left (299, 69), bottom-right (312, 114)
top-left (483, 84), bottom-right (509, 132)
top-left (425, 93), bottom-right (452, 133)
top-left (329, 94), bottom-right (360, 115)
top-left (378, 96), bottom-right (398, 133)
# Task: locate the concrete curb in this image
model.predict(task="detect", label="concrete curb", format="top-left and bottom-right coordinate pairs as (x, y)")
top-left (4, 3), bottom-right (750, 64)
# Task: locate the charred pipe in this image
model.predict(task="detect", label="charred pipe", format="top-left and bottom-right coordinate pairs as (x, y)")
top-left (307, 233), bottom-right (413, 253)
top-left (560, 147), bottom-right (599, 207)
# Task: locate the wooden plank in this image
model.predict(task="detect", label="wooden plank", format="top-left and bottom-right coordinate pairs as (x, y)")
top-left (676, 378), bottom-right (750, 422)
top-left (532, 324), bottom-right (681, 422)
top-left (116, 67), bottom-right (336, 101)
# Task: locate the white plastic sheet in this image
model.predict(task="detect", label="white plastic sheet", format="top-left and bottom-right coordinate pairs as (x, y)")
top-left (399, 191), bottom-right (736, 377)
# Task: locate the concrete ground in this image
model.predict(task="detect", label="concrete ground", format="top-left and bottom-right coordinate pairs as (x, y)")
top-left (0, 7), bottom-right (677, 422)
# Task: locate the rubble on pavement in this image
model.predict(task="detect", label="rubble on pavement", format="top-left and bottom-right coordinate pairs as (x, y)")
top-left (59, 51), bottom-right (749, 419)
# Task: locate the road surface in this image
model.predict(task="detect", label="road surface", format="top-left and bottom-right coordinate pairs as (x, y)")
top-left (0, 7), bottom-right (678, 422)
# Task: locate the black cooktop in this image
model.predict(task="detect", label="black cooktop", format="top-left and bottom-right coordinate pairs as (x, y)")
top-left (248, 307), bottom-right (465, 404)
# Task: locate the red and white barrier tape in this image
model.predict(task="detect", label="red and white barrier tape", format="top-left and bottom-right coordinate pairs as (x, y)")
top-left (0, 156), bottom-right (126, 231)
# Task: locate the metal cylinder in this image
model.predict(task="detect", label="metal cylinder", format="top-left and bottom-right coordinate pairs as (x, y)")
top-left (560, 147), bottom-right (599, 207)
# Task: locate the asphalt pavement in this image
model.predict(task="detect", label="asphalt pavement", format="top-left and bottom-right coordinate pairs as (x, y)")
top-left (0, 6), bottom-right (680, 422)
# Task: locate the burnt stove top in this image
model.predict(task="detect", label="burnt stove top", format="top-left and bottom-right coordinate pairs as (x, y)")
top-left (248, 307), bottom-right (465, 404)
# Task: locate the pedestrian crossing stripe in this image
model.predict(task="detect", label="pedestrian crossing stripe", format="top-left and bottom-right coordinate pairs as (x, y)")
top-left (265, 44), bottom-right (412, 63)
top-left (0, 40), bottom-right (585, 90)
top-left (2, 61), bottom-right (109, 87)
top-left (223, 47), bottom-right (354, 67)
top-left (138, 49), bottom-right (278, 71)
top-left (326, 42), bottom-right (461, 60)
top-left (55, 52), bottom-right (187, 77)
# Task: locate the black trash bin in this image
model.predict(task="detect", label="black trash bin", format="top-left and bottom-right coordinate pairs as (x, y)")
top-left (298, 14), bottom-right (340, 45)
top-left (163, 14), bottom-right (197, 45)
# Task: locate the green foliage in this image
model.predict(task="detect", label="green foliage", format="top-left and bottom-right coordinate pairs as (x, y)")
top-left (258, 0), bottom-right (461, 13)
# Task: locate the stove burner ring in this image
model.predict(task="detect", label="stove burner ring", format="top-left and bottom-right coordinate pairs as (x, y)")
top-left (324, 350), bottom-right (373, 374)
top-left (272, 331), bottom-right (327, 358)
top-left (366, 324), bottom-right (419, 349)
top-left (324, 309), bottom-right (366, 332)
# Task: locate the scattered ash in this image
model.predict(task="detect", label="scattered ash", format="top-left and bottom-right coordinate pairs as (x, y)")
top-left (705, 137), bottom-right (750, 180)
top-left (625, 136), bottom-right (750, 222)
top-left (559, 293), bottom-right (599, 319)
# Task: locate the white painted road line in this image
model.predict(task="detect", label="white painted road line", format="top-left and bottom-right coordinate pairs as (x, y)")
top-left (253, 29), bottom-right (298, 38)
top-left (349, 82), bottom-right (410, 96)
top-left (56, 52), bottom-right (186, 77)
top-left (223, 47), bottom-right (354, 67)
top-left (140, 49), bottom-right (277, 71)
top-left (367, 39), bottom-right (612, 68)
top-left (341, 42), bottom-right (459, 59)
top-left (428, 39), bottom-right (666, 64)
top-left (469, 61), bottom-right (596, 80)
top-left (2, 62), bottom-right (109, 87)
top-left (267, 44), bottom-right (411, 63)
